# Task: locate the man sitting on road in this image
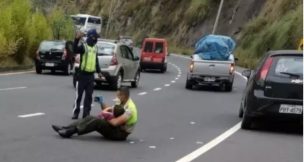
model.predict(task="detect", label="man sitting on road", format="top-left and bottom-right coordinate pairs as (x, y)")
top-left (52, 87), bottom-right (138, 141)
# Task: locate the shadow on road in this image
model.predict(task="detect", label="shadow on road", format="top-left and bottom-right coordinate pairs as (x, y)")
top-left (251, 120), bottom-right (302, 135)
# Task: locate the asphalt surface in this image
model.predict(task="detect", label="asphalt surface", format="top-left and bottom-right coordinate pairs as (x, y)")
top-left (0, 55), bottom-right (302, 162)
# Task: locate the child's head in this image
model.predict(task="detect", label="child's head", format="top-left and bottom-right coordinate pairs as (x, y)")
top-left (113, 105), bottom-right (125, 117)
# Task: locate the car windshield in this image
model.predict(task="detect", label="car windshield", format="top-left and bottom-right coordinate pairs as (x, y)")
top-left (274, 56), bottom-right (303, 77)
top-left (39, 41), bottom-right (65, 51)
top-left (97, 43), bottom-right (115, 55)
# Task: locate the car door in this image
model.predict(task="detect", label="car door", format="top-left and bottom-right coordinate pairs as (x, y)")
top-left (126, 46), bottom-right (139, 79)
top-left (119, 45), bottom-right (133, 80)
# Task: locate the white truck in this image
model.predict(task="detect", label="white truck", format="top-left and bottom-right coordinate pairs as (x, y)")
top-left (185, 54), bottom-right (237, 91)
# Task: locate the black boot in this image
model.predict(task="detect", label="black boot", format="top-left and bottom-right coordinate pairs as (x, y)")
top-left (58, 127), bottom-right (77, 138)
top-left (72, 114), bottom-right (79, 120)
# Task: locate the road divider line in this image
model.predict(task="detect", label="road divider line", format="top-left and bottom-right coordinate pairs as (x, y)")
top-left (153, 88), bottom-right (162, 91)
top-left (138, 92), bottom-right (147, 96)
top-left (235, 71), bottom-right (248, 81)
top-left (18, 112), bottom-right (45, 118)
top-left (0, 86), bottom-right (27, 91)
top-left (171, 81), bottom-right (176, 83)
top-left (164, 84), bottom-right (171, 87)
top-left (176, 122), bottom-right (241, 162)
top-left (0, 71), bottom-right (34, 76)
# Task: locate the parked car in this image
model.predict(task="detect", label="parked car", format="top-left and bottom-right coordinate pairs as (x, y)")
top-left (185, 54), bottom-right (237, 91)
top-left (239, 50), bottom-right (303, 129)
top-left (35, 40), bottom-right (73, 75)
top-left (140, 38), bottom-right (168, 72)
top-left (119, 36), bottom-right (134, 50)
top-left (73, 40), bottom-right (141, 90)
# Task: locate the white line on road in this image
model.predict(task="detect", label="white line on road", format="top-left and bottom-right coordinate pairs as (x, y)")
top-left (171, 81), bottom-right (176, 83)
top-left (0, 71), bottom-right (34, 76)
top-left (18, 112), bottom-right (45, 118)
top-left (164, 84), bottom-right (171, 87)
top-left (0, 86), bottom-right (27, 91)
top-left (149, 146), bottom-right (157, 149)
top-left (176, 122), bottom-right (241, 162)
top-left (138, 92), bottom-right (147, 96)
top-left (235, 71), bottom-right (248, 81)
top-left (153, 88), bottom-right (162, 91)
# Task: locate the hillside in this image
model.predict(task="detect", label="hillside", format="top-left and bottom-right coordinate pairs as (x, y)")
top-left (0, 0), bottom-right (302, 69)
top-left (53, 0), bottom-right (302, 67)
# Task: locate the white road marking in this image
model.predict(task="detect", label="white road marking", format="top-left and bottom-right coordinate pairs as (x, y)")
top-left (175, 78), bottom-right (179, 80)
top-left (190, 121), bottom-right (196, 125)
top-left (171, 81), bottom-right (176, 83)
top-left (176, 122), bottom-right (241, 162)
top-left (129, 141), bottom-right (135, 144)
top-left (196, 141), bottom-right (204, 145)
top-left (0, 71), bottom-right (34, 76)
top-left (138, 92), bottom-right (147, 96)
top-left (235, 71), bottom-right (248, 81)
top-left (149, 146), bottom-right (157, 149)
top-left (178, 75), bottom-right (181, 77)
top-left (18, 112), bottom-right (45, 118)
top-left (153, 88), bottom-right (162, 91)
top-left (170, 137), bottom-right (175, 140)
top-left (164, 84), bottom-right (171, 87)
top-left (0, 86), bottom-right (27, 91)
top-left (171, 54), bottom-right (191, 59)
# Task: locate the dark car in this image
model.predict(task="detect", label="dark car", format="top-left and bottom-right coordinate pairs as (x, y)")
top-left (239, 50), bottom-right (303, 129)
top-left (35, 40), bottom-right (74, 75)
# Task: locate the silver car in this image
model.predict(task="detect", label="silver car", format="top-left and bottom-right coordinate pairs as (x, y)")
top-left (94, 40), bottom-right (140, 89)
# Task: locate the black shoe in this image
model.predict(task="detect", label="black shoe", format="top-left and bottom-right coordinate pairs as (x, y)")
top-left (52, 125), bottom-right (64, 132)
top-left (58, 127), bottom-right (77, 138)
top-left (72, 115), bottom-right (79, 120)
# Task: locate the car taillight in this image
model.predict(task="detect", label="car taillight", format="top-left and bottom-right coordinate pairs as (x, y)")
top-left (229, 63), bottom-right (235, 74)
top-left (189, 61), bottom-right (194, 73)
top-left (62, 49), bottom-right (67, 60)
top-left (256, 57), bottom-right (273, 86)
top-left (110, 54), bottom-right (118, 65)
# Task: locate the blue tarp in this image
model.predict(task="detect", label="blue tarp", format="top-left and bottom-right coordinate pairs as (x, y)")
top-left (194, 35), bottom-right (236, 60)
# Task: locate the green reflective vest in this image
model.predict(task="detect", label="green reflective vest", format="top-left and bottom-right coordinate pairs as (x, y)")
top-left (81, 44), bottom-right (97, 72)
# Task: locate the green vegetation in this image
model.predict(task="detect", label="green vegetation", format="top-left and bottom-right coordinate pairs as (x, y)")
top-left (0, 0), bottom-right (75, 69)
top-left (235, 0), bottom-right (303, 68)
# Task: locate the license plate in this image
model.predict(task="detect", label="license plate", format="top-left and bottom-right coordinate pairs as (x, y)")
top-left (153, 58), bottom-right (163, 63)
top-left (143, 57), bottom-right (151, 61)
top-left (279, 104), bottom-right (302, 114)
top-left (204, 77), bottom-right (216, 82)
top-left (45, 63), bottom-right (54, 67)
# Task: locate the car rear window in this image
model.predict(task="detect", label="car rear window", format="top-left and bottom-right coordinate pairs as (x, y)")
top-left (97, 43), bottom-right (115, 55)
top-left (155, 42), bottom-right (164, 54)
top-left (144, 41), bottom-right (153, 52)
top-left (39, 41), bottom-right (65, 51)
top-left (272, 56), bottom-right (303, 78)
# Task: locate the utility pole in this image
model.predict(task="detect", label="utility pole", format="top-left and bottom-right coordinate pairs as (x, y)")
top-left (212, 0), bottom-right (224, 34)
top-left (105, 0), bottom-right (115, 38)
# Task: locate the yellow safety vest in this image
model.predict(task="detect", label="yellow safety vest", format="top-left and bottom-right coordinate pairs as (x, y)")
top-left (81, 44), bottom-right (97, 72)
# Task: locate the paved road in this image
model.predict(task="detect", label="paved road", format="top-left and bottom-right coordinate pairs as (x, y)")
top-left (0, 55), bottom-right (302, 162)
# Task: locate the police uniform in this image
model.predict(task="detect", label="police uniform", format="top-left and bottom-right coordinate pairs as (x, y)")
top-left (72, 29), bottom-right (101, 119)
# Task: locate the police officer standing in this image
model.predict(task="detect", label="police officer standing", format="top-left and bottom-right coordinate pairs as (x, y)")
top-left (72, 29), bottom-right (102, 119)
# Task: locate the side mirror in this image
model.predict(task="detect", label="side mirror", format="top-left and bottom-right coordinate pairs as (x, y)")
top-left (234, 57), bottom-right (239, 62)
top-left (242, 69), bottom-right (251, 79)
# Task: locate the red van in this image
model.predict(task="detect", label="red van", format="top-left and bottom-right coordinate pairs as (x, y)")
top-left (140, 38), bottom-right (168, 72)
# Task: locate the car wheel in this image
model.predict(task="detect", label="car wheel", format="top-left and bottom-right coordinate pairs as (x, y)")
top-left (185, 78), bottom-right (193, 89)
top-left (73, 75), bottom-right (77, 88)
top-left (241, 113), bottom-right (253, 130)
top-left (35, 65), bottom-right (42, 74)
top-left (225, 82), bottom-right (233, 92)
top-left (131, 71), bottom-right (140, 88)
top-left (64, 64), bottom-right (71, 76)
top-left (112, 72), bottom-right (122, 90)
top-left (238, 103), bottom-right (244, 118)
